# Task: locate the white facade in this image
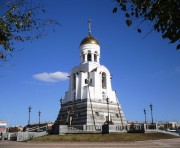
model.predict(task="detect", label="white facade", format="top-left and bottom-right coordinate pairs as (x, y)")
top-left (63, 36), bottom-right (117, 104)
top-left (0, 120), bottom-right (7, 133)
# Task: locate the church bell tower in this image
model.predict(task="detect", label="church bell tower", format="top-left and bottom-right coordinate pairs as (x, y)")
top-left (54, 20), bottom-right (127, 132)
top-left (80, 19), bottom-right (100, 71)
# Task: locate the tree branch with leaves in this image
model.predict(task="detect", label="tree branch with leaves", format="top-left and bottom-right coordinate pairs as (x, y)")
top-left (113, 0), bottom-right (180, 50)
top-left (0, 0), bottom-right (59, 62)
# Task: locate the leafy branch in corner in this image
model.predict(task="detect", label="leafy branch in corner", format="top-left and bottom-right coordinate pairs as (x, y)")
top-left (0, 0), bottom-right (60, 62)
top-left (113, 0), bottom-right (180, 50)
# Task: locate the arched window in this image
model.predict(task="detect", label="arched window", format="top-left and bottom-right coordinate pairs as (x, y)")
top-left (102, 72), bottom-right (106, 89)
top-left (87, 50), bottom-right (91, 61)
top-left (87, 53), bottom-right (91, 61)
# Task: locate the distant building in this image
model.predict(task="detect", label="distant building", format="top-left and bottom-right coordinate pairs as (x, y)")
top-left (157, 121), bottom-right (180, 130)
top-left (24, 122), bottom-right (54, 132)
top-left (7, 126), bottom-right (23, 133)
top-left (0, 120), bottom-right (7, 133)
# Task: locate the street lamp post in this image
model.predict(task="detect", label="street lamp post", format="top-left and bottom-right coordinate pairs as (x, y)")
top-left (143, 108), bottom-right (146, 123)
top-left (150, 104), bottom-right (154, 124)
top-left (28, 106), bottom-right (32, 126)
top-left (38, 111), bottom-right (41, 125)
top-left (106, 97), bottom-right (109, 124)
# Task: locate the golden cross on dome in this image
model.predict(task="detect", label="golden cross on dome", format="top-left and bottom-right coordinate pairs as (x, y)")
top-left (88, 19), bottom-right (92, 36)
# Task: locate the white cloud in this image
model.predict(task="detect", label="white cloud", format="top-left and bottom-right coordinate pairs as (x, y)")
top-left (33, 71), bottom-right (69, 82)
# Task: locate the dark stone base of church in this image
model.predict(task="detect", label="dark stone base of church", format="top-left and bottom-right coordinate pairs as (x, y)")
top-left (55, 124), bottom-right (158, 135)
top-left (53, 99), bottom-right (127, 134)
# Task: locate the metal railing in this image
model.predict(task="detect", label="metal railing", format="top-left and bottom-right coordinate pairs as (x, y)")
top-left (26, 125), bottom-right (47, 132)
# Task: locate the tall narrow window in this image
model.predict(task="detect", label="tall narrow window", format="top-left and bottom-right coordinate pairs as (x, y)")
top-left (94, 51), bottom-right (98, 62)
top-left (87, 53), bottom-right (91, 61)
top-left (73, 73), bottom-right (76, 90)
top-left (94, 54), bottom-right (97, 62)
top-left (102, 72), bottom-right (106, 89)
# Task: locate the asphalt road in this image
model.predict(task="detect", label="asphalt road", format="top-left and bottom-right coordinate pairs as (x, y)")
top-left (0, 138), bottom-right (180, 148)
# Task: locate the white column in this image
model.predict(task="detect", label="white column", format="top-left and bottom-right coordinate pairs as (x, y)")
top-left (91, 53), bottom-right (94, 62)
top-left (80, 55), bottom-right (83, 63)
top-left (97, 55), bottom-right (100, 63)
top-left (85, 54), bottom-right (87, 62)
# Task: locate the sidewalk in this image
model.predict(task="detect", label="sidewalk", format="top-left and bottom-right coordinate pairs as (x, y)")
top-left (0, 138), bottom-right (180, 148)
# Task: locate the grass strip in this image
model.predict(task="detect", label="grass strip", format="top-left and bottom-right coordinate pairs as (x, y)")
top-left (29, 133), bottom-right (179, 142)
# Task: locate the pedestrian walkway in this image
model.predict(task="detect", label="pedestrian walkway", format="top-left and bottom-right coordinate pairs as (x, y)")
top-left (0, 138), bottom-right (180, 148)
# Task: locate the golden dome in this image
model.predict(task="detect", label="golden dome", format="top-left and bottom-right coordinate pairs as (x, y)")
top-left (80, 35), bottom-right (99, 46)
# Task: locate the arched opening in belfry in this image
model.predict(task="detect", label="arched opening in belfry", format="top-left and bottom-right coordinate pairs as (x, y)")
top-left (102, 72), bottom-right (106, 89)
top-left (94, 51), bottom-right (97, 62)
top-left (87, 51), bottom-right (91, 61)
top-left (82, 52), bottom-right (85, 62)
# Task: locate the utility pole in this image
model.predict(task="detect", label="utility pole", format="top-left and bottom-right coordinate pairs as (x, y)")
top-left (150, 104), bottom-right (154, 124)
top-left (28, 106), bottom-right (32, 126)
top-left (38, 111), bottom-right (41, 125)
top-left (143, 108), bottom-right (147, 123)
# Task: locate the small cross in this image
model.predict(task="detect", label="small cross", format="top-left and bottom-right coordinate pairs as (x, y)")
top-left (88, 19), bottom-right (92, 36)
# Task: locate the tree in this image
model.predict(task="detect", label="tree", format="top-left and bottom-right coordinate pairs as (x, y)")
top-left (0, 0), bottom-right (59, 62)
top-left (113, 0), bottom-right (180, 50)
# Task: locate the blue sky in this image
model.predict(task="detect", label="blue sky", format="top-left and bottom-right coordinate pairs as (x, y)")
top-left (0, 0), bottom-right (180, 126)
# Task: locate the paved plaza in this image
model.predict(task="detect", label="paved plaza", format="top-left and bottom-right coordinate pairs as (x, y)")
top-left (0, 138), bottom-right (180, 148)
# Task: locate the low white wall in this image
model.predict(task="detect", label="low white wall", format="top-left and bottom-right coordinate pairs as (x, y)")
top-left (17, 131), bottom-right (48, 141)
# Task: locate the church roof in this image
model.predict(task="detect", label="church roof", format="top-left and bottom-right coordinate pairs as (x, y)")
top-left (80, 35), bottom-right (99, 46)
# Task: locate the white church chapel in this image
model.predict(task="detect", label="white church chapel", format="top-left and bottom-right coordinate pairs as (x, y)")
top-left (54, 20), bottom-right (127, 133)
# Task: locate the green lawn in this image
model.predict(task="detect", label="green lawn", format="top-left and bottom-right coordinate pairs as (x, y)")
top-left (29, 133), bottom-right (179, 142)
